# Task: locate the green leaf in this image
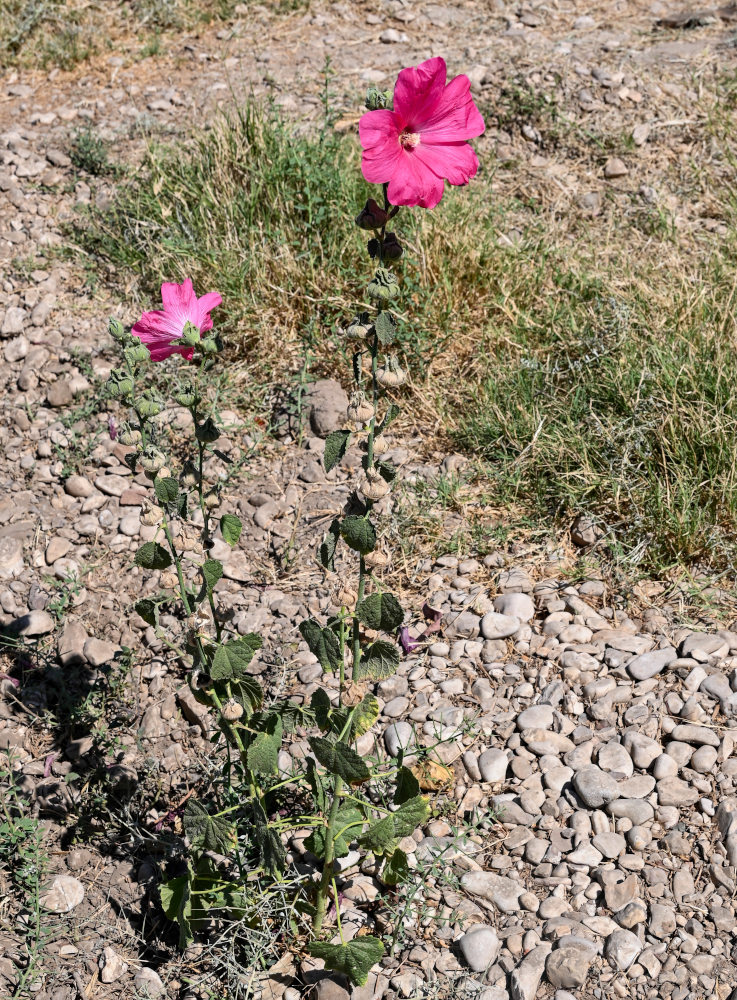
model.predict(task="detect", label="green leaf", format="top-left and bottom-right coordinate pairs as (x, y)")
top-left (377, 460), bottom-right (398, 483)
top-left (306, 757), bottom-right (326, 813)
top-left (309, 938), bottom-right (385, 988)
top-left (394, 765), bottom-right (421, 805)
top-left (352, 694), bottom-right (379, 739)
top-left (299, 620), bottom-right (341, 673)
top-left (357, 639), bottom-right (400, 680)
top-left (201, 559), bottom-right (223, 593)
top-left (377, 402), bottom-right (400, 435)
top-left (160, 875), bottom-right (193, 948)
top-left (374, 311), bottom-right (397, 346)
top-left (228, 676), bottom-right (265, 717)
top-left (324, 430), bottom-right (351, 472)
top-left (358, 795), bottom-right (428, 855)
top-left (246, 715), bottom-right (282, 775)
top-left (340, 516), bottom-right (376, 555)
top-left (210, 635), bottom-right (263, 680)
top-left (309, 737), bottom-right (370, 785)
top-left (305, 804), bottom-right (363, 859)
top-left (311, 687), bottom-right (332, 731)
top-left (320, 518), bottom-right (341, 572)
top-left (383, 847), bottom-right (409, 886)
top-left (220, 513), bottom-right (242, 547)
top-left (184, 800), bottom-right (237, 853)
top-left (154, 476), bottom-right (179, 505)
top-left (134, 598), bottom-right (158, 626)
top-left (253, 800), bottom-right (286, 874)
top-left (134, 541), bottom-right (171, 571)
top-left (356, 592), bottom-right (404, 632)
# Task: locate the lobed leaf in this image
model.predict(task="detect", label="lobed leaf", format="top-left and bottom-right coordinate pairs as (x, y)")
top-left (309, 737), bottom-right (370, 785)
top-left (154, 476), bottom-right (179, 505)
top-left (300, 620), bottom-right (341, 673)
top-left (356, 592), bottom-right (404, 632)
top-left (309, 938), bottom-right (385, 987)
top-left (210, 634), bottom-right (262, 681)
top-left (134, 541), bottom-right (172, 571)
top-left (184, 800), bottom-right (237, 854)
top-left (340, 516), bottom-right (376, 555)
top-left (357, 639), bottom-right (400, 680)
top-left (220, 513), bottom-right (243, 547)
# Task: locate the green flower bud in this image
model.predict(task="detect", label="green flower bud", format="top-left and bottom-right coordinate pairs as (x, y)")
top-left (108, 317), bottom-right (126, 342)
top-left (117, 422), bottom-right (142, 447)
top-left (138, 445), bottom-right (167, 474)
top-left (196, 417), bottom-right (220, 444)
top-left (105, 368), bottom-right (134, 399)
top-left (180, 321), bottom-right (201, 347)
top-left (136, 392), bottom-right (164, 418)
top-left (367, 267), bottom-right (400, 302)
top-left (356, 198), bottom-right (388, 230)
top-left (200, 338), bottom-right (218, 355)
top-left (124, 342), bottom-right (150, 366)
top-left (175, 382), bottom-right (198, 408)
top-left (365, 87), bottom-right (391, 111)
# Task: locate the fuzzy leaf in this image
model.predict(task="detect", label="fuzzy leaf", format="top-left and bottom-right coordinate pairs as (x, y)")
top-left (253, 800), bottom-right (286, 874)
top-left (220, 513), bottom-right (242, 547)
top-left (134, 598), bottom-right (158, 626)
top-left (358, 795), bottom-right (428, 855)
top-left (134, 541), bottom-right (171, 571)
top-left (306, 804), bottom-right (363, 859)
top-left (159, 874), bottom-right (193, 948)
top-left (377, 460), bottom-right (398, 483)
top-left (374, 311), bottom-right (397, 346)
top-left (306, 757), bottom-right (326, 813)
top-left (210, 635), bottom-right (262, 680)
top-left (309, 938), bottom-right (385, 988)
top-left (340, 516), bottom-right (376, 555)
top-left (357, 639), bottom-right (400, 680)
top-left (377, 402), bottom-right (400, 435)
top-left (154, 476), bottom-right (179, 505)
top-left (201, 559), bottom-right (223, 593)
top-left (320, 518), bottom-right (341, 572)
top-left (383, 847), bottom-right (409, 886)
top-left (309, 737), bottom-right (370, 785)
top-left (352, 694), bottom-right (379, 739)
top-left (394, 765), bottom-right (421, 805)
top-left (184, 800), bottom-right (237, 853)
top-left (299, 620), bottom-right (341, 673)
top-left (228, 676), bottom-right (265, 717)
top-left (311, 688), bottom-right (332, 731)
top-left (246, 714), bottom-right (282, 775)
top-left (356, 592), bottom-right (404, 632)
top-left (324, 430), bottom-right (351, 473)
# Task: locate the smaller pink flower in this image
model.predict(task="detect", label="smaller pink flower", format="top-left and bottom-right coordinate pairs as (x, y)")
top-left (132, 279), bottom-right (222, 362)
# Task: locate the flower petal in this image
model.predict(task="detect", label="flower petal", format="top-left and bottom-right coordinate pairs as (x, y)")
top-left (360, 111), bottom-right (404, 184)
top-left (386, 150), bottom-right (445, 209)
top-left (413, 140), bottom-right (479, 186)
top-left (393, 57), bottom-right (447, 129)
top-left (161, 279), bottom-right (196, 314)
top-left (132, 309), bottom-right (182, 340)
top-left (419, 73), bottom-right (485, 142)
top-left (195, 291), bottom-right (222, 332)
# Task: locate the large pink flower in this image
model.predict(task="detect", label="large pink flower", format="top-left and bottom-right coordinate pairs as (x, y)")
top-left (359, 57), bottom-right (485, 210)
top-left (131, 279), bottom-right (222, 362)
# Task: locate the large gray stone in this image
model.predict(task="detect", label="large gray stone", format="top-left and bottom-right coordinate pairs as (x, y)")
top-left (626, 646), bottom-right (676, 680)
top-left (510, 944), bottom-right (552, 1000)
top-left (572, 766), bottom-right (620, 808)
top-left (461, 870), bottom-right (525, 913)
top-left (459, 925), bottom-right (500, 971)
top-left (307, 379), bottom-right (349, 437)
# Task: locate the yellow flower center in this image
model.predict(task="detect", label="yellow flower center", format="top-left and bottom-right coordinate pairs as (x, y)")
top-left (399, 129), bottom-right (421, 149)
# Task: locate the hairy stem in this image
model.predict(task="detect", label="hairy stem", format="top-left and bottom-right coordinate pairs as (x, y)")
top-left (312, 775), bottom-right (344, 935)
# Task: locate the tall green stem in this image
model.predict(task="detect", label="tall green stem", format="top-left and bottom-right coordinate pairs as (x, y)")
top-left (312, 775), bottom-right (344, 935)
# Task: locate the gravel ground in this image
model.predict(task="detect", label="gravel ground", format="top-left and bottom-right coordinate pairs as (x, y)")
top-left (2, 1), bottom-right (737, 998)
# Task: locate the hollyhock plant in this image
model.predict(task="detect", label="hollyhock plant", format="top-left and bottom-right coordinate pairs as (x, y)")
top-left (359, 56), bottom-right (485, 209)
top-left (131, 278), bottom-right (222, 361)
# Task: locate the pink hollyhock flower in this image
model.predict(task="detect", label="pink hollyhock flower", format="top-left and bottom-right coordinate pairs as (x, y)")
top-left (359, 57), bottom-right (485, 209)
top-left (131, 279), bottom-right (222, 362)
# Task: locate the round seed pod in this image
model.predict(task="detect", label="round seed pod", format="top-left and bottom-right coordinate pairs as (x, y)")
top-left (159, 571), bottom-right (178, 590)
top-left (372, 435), bottom-right (390, 457)
top-left (377, 356), bottom-right (407, 388)
top-left (364, 548), bottom-right (389, 570)
top-left (140, 499), bottom-right (163, 527)
top-left (204, 490), bottom-right (221, 509)
top-left (138, 446), bottom-right (167, 475)
top-left (117, 422), bottom-right (142, 447)
top-left (337, 585), bottom-right (358, 607)
top-left (347, 391), bottom-right (375, 424)
top-left (360, 468), bottom-right (390, 502)
top-left (221, 699), bottom-right (243, 722)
